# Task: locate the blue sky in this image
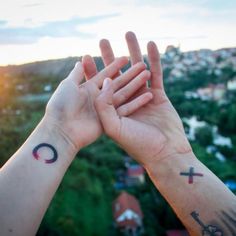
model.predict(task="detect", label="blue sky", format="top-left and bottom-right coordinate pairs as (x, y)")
top-left (0, 14), bottom-right (118, 44)
top-left (0, 0), bottom-right (235, 65)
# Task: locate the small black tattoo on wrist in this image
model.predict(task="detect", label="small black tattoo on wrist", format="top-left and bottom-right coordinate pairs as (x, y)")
top-left (191, 211), bottom-right (223, 236)
top-left (33, 143), bottom-right (58, 164)
top-left (180, 167), bottom-right (203, 184)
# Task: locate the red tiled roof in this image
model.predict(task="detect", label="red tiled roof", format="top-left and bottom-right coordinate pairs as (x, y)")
top-left (127, 165), bottom-right (144, 177)
top-left (112, 191), bottom-right (143, 221)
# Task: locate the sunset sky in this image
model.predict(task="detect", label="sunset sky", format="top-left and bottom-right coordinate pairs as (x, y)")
top-left (0, 0), bottom-right (235, 65)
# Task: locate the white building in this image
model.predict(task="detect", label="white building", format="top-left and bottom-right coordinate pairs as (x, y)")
top-left (183, 116), bottom-right (207, 141)
top-left (227, 79), bottom-right (236, 91)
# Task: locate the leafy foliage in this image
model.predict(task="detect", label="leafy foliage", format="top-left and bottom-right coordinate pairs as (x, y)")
top-left (195, 125), bottom-right (213, 147)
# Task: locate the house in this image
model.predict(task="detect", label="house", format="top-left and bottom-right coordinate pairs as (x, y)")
top-left (197, 87), bottom-right (212, 100)
top-left (213, 135), bottom-right (232, 148)
top-left (126, 165), bottom-right (145, 186)
top-left (212, 125), bottom-right (232, 148)
top-left (197, 84), bottom-right (225, 101)
top-left (227, 78), bottom-right (236, 90)
top-left (113, 192), bottom-right (143, 236)
top-left (184, 91), bottom-right (199, 99)
top-left (166, 230), bottom-right (190, 236)
top-left (165, 45), bottom-right (179, 58)
top-left (206, 145), bottom-right (217, 154)
top-left (183, 116), bottom-right (207, 141)
top-left (170, 68), bottom-right (184, 79)
top-left (212, 84), bottom-right (225, 100)
top-left (215, 152), bottom-right (226, 162)
top-left (123, 155), bottom-right (133, 168)
top-left (114, 169), bottom-right (126, 190)
top-left (44, 84), bottom-right (52, 92)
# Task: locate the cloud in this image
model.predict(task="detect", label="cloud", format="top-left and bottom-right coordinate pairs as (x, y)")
top-left (0, 13), bottom-right (119, 45)
top-left (21, 2), bottom-right (43, 8)
top-left (0, 20), bottom-right (7, 26)
top-left (120, 0), bottom-right (236, 21)
top-left (133, 0), bottom-right (236, 9)
top-left (140, 35), bottom-right (207, 41)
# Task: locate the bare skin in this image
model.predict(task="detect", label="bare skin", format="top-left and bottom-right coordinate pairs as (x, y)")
top-left (46, 57), bottom-right (152, 149)
top-left (83, 32), bottom-right (191, 166)
top-left (0, 31), bottom-right (235, 236)
top-left (92, 32), bottom-right (236, 236)
top-left (0, 57), bottom-right (152, 236)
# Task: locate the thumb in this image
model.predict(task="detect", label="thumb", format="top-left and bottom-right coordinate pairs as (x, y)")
top-left (82, 55), bottom-right (98, 80)
top-left (95, 78), bottom-right (121, 139)
top-left (68, 61), bottom-right (84, 84)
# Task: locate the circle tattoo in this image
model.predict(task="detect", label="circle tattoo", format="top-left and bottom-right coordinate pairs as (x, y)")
top-left (32, 143), bottom-right (58, 164)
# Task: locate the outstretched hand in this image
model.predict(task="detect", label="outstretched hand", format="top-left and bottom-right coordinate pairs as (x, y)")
top-left (44, 57), bottom-right (152, 151)
top-left (94, 32), bottom-right (192, 168)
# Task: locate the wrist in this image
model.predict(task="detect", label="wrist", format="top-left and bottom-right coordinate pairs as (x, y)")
top-left (39, 116), bottom-right (78, 158)
top-left (145, 150), bottom-right (196, 181)
top-left (142, 137), bottom-right (192, 171)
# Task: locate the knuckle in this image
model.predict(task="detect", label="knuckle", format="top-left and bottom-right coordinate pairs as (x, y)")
top-left (113, 77), bottom-right (122, 89)
top-left (137, 62), bottom-right (146, 70)
top-left (117, 106), bottom-right (127, 116)
top-left (120, 91), bottom-right (129, 103)
top-left (113, 94), bottom-right (119, 107)
top-left (115, 91), bottom-right (129, 105)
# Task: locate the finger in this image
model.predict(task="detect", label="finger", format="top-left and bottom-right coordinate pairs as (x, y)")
top-left (68, 61), bottom-right (84, 84)
top-left (94, 78), bottom-right (121, 139)
top-left (147, 41), bottom-right (164, 90)
top-left (100, 39), bottom-right (120, 78)
top-left (117, 92), bottom-right (153, 117)
top-left (92, 57), bottom-right (128, 87)
top-left (112, 62), bottom-right (146, 91)
top-left (125, 31), bottom-right (143, 65)
top-left (113, 70), bottom-right (151, 107)
top-left (99, 39), bottom-right (115, 66)
top-left (125, 31), bottom-right (147, 90)
top-left (82, 55), bottom-right (98, 80)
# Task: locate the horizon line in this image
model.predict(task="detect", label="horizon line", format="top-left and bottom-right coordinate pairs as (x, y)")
top-left (1, 45), bottom-right (235, 67)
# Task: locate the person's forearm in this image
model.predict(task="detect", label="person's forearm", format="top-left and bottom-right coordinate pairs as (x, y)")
top-left (0, 117), bottom-right (78, 236)
top-left (146, 152), bottom-right (236, 236)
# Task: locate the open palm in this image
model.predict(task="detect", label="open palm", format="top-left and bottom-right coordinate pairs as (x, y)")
top-left (121, 87), bottom-right (191, 165)
top-left (45, 58), bottom-right (151, 150)
top-left (93, 32), bottom-right (192, 167)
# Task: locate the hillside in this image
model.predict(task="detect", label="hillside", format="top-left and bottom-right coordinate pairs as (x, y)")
top-left (0, 57), bottom-right (81, 80)
top-left (0, 47), bottom-right (235, 80)
top-left (0, 56), bottom-right (105, 79)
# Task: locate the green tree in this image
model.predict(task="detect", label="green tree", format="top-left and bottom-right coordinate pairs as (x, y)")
top-left (195, 125), bottom-right (213, 146)
top-left (218, 104), bottom-right (236, 134)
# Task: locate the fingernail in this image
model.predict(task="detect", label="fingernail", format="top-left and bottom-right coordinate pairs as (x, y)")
top-left (102, 78), bottom-right (111, 90)
top-left (75, 61), bottom-right (81, 68)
